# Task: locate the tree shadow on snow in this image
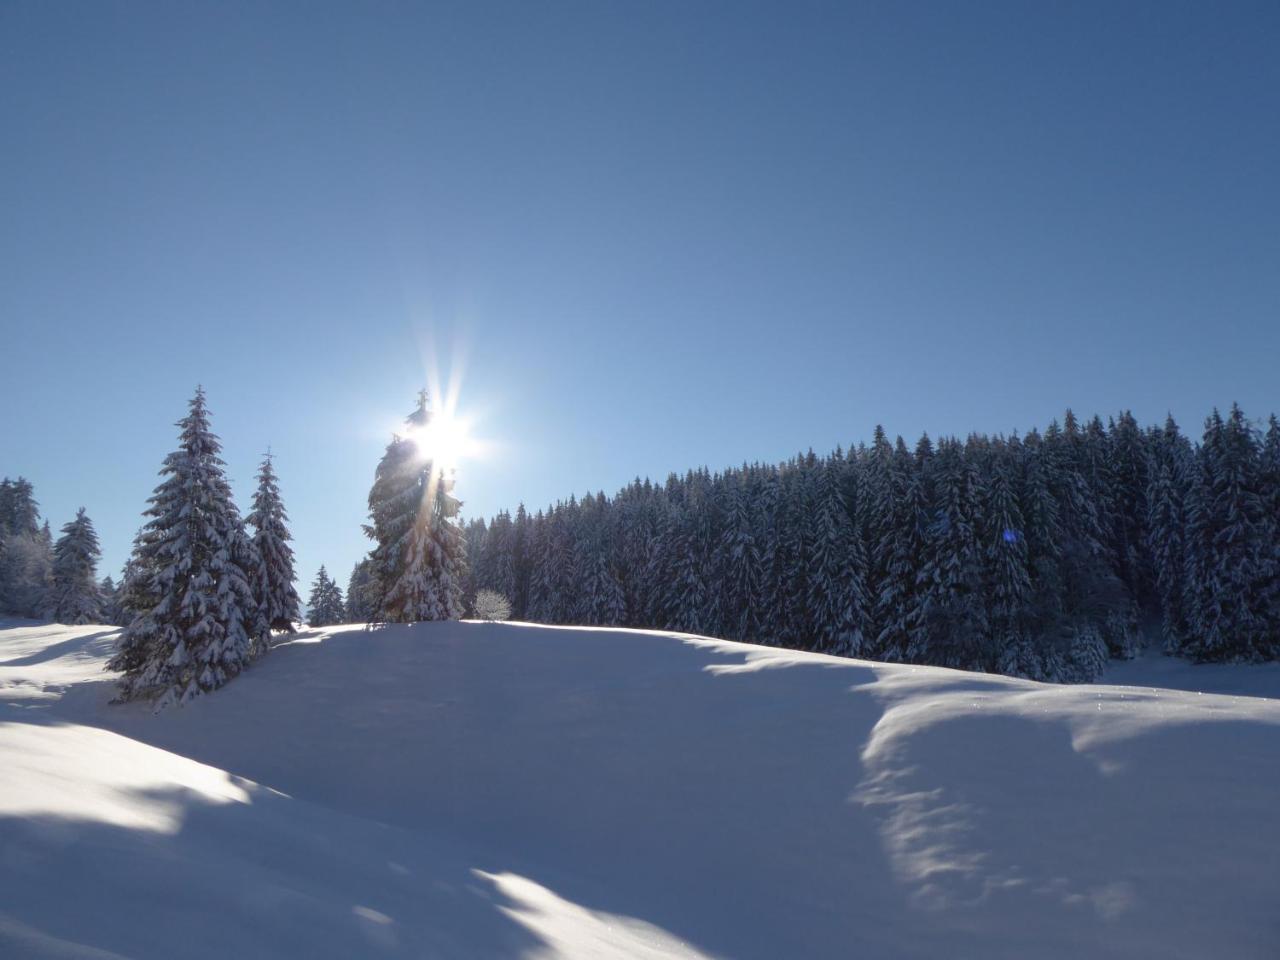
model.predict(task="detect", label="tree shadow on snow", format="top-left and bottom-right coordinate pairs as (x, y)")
top-left (83, 624), bottom-right (905, 959)
top-left (0, 774), bottom-right (547, 960)
top-left (0, 629), bottom-right (118, 668)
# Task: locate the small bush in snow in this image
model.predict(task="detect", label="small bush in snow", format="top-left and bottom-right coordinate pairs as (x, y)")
top-left (473, 590), bottom-right (511, 622)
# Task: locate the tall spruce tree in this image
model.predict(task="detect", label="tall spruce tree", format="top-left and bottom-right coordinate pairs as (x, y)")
top-left (807, 453), bottom-right (869, 655)
top-left (246, 452), bottom-right (301, 633)
top-left (108, 388), bottom-right (259, 706)
top-left (0, 476), bottom-right (52, 617)
top-left (42, 507), bottom-right (103, 624)
top-left (1147, 416), bottom-right (1194, 652)
top-left (345, 559), bottom-right (378, 623)
top-left (1185, 406), bottom-right (1272, 660)
top-left (365, 391), bottom-right (467, 622)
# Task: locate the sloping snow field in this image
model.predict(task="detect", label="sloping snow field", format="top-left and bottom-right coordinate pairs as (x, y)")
top-left (1, 619), bottom-right (1277, 959)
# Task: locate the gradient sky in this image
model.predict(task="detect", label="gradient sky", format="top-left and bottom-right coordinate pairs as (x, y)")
top-left (4, 1), bottom-right (1278, 590)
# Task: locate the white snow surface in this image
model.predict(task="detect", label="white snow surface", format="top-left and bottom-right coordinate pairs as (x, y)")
top-left (1, 618), bottom-right (1278, 959)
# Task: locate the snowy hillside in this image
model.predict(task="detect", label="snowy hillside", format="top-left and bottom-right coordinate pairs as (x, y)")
top-left (2, 620), bottom-right (1278, 959)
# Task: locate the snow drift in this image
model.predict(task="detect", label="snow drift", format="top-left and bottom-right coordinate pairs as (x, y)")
top-left (1, 619), bottom-right (1277, 959)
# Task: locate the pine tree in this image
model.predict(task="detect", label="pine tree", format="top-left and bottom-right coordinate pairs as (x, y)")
top-left (345, 559), bottom-right (378, 623)
top-left (42, 507), bottom-right (103, 624)
top-left (246, 452), bottom-right (301, 633)
top-left (1260, 416), bottom-right (1280, 658)
top-left (1147, 416), bottom-right (1194, 652)
top-left (807, 454), bottom-right (869, 655)
top-left (100, 575), bottom-right (124, 626)
top-left (480, 510), bottom-right (517, 603)
top-left (510, 503), bottom-right (531, 620)
top-left (1185, 406), bottom-right (1272, 660)
top-left (916, 438), bottom-right (988, 669)
top-left (0, 476), bottom-right (52, 617)
top-left (719, 473), bottom-right (763, 642)
top-left (307, 566), bottom-right (346, 626)
top-left (364, 391), bottom-right (467, 622)
top-left (873, 436), bottom-right (928, 661)
top-left (574, 494), bottom-right (626, 626)
top-left (107, 388), bottom-right (259, 706)
top-left (982, 441), bottom-right (1031, 649)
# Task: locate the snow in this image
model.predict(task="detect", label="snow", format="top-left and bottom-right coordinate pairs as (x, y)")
top-left (2, 618), bottom-right (1278, 959)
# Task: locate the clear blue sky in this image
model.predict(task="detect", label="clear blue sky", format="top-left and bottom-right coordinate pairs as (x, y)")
top-left (3, 1), bottom-right (1278, 589)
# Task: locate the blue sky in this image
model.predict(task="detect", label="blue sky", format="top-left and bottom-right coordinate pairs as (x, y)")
top-left (3, 1), bottom-right (1278, 588)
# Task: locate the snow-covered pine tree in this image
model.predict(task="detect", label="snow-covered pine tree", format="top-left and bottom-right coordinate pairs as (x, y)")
top-left (982, 441), bottom-right (1031, 655)
top-left (1083, 415), bottom-right (1141, 657)
top-left (1184, 405), bottom-right (1272, 661)
top-left (1146, 415), bottom-right (1194, 653)
top-left (510, 504), bottom-right (531, 620)
top-left (462, 517), bottom-right (487, 616)
top-left (916, 438), bottom-right (989, 669)
top-left (307, 566), bottom-right (346, 626)
top-left (1015, 429), bottom-right (1068, 665)
top-left (806, 453), bottom-right (869, 655)
top-left (768, 460), bottom-right (813, 648)
top-left (719, 471), bottom-right (763, 642)
top-left (364, 391), bottom-right (468, 623)
top-left (1107, 411), bottom-right (1154, 610)
top-left (246, 452), bottom-right (301, 633)
top-left (1043, 413), bottom-right (1125, 648)
top-left (100, 575), bottom-right (124, 626)
top-left (613, 481), bottom-right (661, 627)
top-left (666, 475), bottom-right (717, 636)
top-left (345, 559), bottom-right (378, 623)
top-left (641, 494), bottom-right (683, 630)
top-left (1260, 415), bottom-right (1280, 658)
top-left (573, 493), bottom-right (626, 626)
top-left (0, 478), bottom-right (41, 538)
top-left (522, 510), bottom-right (550, 622)
top-left (871, 435), bottom-right (927, 661)
top-left (42, 507), bottom-right (103, 624)
top-left (107, 387), bottom-right (259, 706)
top-left (480, 510), bottom-right (516, 605)
top-left (0, 477), bottom-right (52, 617)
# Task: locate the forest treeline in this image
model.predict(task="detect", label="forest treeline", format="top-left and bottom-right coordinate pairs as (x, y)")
top-left (8, 400), bottom-right (1280, 692)
top-left (427, 405), bottom-right (1280, 682)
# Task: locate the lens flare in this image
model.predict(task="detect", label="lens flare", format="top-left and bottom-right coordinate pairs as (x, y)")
top-left (405, 410), bottom-right (478, 476)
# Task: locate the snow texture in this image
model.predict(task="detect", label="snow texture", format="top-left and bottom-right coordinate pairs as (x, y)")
top-left (1, 618), bottom-right (1278, 959)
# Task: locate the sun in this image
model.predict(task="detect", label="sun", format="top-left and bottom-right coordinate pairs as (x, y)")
top-left (404, 410), bottom-right (478, 475)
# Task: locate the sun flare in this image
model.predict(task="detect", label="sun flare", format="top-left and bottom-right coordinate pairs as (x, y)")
top-left (404, 411), bottom-right (478, 475)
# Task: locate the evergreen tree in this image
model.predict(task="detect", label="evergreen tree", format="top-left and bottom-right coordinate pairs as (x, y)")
top-left (1185, 406), bottom-right (1272, 660)
top-left (915, 439), bottom-right (988, 668)
top-left (1260, 416), bottom-right (1280, 657)
top-left (982, 441), bottom-right (1031, 649)
top-left (307, 566), bottom-right (346, 626)
top-left (0, 476), bottom-right (52, 616)
top-left (100, 575), bottom-right (124, 626)
top-left (42, 507), bottom-right (103, 624)
top-left (807, 454), bottom-right (869, 655)
top-left (872, 436), bottom-right (928, 660)
top-left (364, 391), bottom-right (467, 622)
top-left (107, 388), bottom-right (259, 706)
top-left (574, 494), bottom-right (626, 626)
top-left (1147, 416), bottom-right (1194, 652)
top-left (246, 453), bottom-right (301, 633)
top-left (345, 559), bottom-right (378, 623)
top-left (719, 472), bottom-right (763, 642)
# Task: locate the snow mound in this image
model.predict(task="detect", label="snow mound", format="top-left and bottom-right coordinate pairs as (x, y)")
top-left (2, 619), bottom-right (1278, 959)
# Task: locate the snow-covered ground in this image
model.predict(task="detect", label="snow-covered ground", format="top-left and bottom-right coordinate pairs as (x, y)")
top-left (2, 619), bottom-right (1278, 959)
